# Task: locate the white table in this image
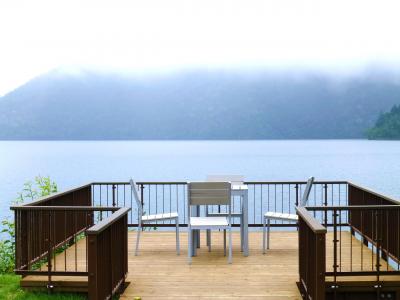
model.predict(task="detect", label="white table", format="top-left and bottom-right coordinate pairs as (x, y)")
top-left (191, 184), bottom-right (249, 257)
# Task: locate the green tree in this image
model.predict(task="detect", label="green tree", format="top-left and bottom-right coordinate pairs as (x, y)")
top-left (367, 104), bottom-right (400, 139)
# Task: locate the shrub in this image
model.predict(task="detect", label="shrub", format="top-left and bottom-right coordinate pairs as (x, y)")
top-left (0, 176), bottom-right (57, 274)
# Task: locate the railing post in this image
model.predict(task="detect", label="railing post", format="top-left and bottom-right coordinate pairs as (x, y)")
top-left (87, 207), bottom-right (130, 300)
top-left (297, 207), bottom-right (326, 300)
top-left (324, 184), bottom-right (328, 227)
top-left (47, 211), bottom-right (53, 292)
top-left (140, 184), bottom-right (145, 208)
top-left (112, 184), bottom-right (116, 207)
top-left (88, 235), bottom-right (99, 300)
top-left (315, 231), bottom-right (326, 300)
top-left (375, 209), bottom-right (382, 285)
top-left (332, 209), bottom-right (338, 287)
top-left (140, 184), bottom-right (145, 231)
top-left (295, 184), bottom-right (299, 206)
top-left (14, 210), bottom-right (18, 272)
top-left (20, 210), bottom-right (28, 271)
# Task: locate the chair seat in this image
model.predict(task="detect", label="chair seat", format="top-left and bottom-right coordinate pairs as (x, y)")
top-left (190, 216), bottom-right (229, 228)
top-left (264, 211), bottom-right (298, 221)
top-left (142, 212), bottom-right (178, 222)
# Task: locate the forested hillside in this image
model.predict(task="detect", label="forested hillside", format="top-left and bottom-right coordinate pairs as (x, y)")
top-left (0, 69), bottom-right (399, 140)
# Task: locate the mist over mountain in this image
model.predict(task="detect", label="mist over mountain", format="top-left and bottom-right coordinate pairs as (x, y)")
top-left (0, 68), bottom-right (399, 140)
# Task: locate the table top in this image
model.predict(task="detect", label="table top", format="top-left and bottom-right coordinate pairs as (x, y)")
top-left (232, 184), bottom-right (248, 191)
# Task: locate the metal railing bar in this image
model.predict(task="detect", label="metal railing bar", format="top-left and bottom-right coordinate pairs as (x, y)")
top-left (325, 270), bottom-right (400, 276)
top-left (306, 205), bottom-right (400, 211)
top-left (92, 180), bottom-right (349, 185)
top-left (15, 270), bottom-right (89, 276)
top-left (125, 222), bottom-right (349, 228)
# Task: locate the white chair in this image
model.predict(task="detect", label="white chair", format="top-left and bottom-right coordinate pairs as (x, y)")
top-left (188, 182), bottom-right (232, 264)
top-left (130, 179), bottom-right (180, 256)
top-left (263, 177), bottom-right (314, 253)
top-left (205, 175), bottom-right (244, 252)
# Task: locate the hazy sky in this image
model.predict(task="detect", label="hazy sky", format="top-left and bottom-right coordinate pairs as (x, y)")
top-left (1, 0), bottom-right (400, 96)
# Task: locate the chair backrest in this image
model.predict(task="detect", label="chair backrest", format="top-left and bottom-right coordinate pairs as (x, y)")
top-left (299, 177), bottom-right (315, 207)
top-left (206, 175), bottom-right (244, 185)
top-left (129, 179), bottom-right (142, 211)
top-left (188, 182), bottom-right (231, 206)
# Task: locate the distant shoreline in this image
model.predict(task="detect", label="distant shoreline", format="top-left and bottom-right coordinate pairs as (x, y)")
top-left (1, 138), bottom-right (395, 142)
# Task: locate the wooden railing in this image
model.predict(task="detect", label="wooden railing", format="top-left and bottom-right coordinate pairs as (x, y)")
top-left (12, 180), bottom-right (400, 299)
top-left (12, 206), bottom-right (117, 276)
top-left (13, 184), bottom-right (93, 275)
top-left (297, 207), bottom-right (326, 300)
top-left (298, 182), bottom-right (400, 299)
top-left (87, 207), bottom-right (129, 300)
top-left (348, 182), bottom-right (400, 264)
top-left (11, 183), bottom-right (130, 300)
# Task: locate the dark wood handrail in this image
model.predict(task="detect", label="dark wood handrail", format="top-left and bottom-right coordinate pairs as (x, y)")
top-left (21, 183), bottom-right (92, 206)
top-left (11, 206), bottom-right (119, 211)
top-left (87, 207), bottom-right (131, 234)
top-left (347, 181), bottom-right (400, 205)
top-left (296, 207), bottom-right (326, 233)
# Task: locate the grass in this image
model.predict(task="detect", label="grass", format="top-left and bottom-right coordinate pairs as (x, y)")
top-left (0, 274), bottom-right (85, 300)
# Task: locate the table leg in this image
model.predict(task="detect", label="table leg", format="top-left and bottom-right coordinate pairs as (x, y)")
top-left (243, 191), bottom-right (249, 256)
top-left (190, 206), bottom-right (199, 256)
top-left (240, 215), bottom-right (244, 252)
top-left (196, 206), bottom-right (201, 248)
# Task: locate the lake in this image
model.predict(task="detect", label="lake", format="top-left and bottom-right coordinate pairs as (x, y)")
top-left (1, 140), bottom-right (400, 220)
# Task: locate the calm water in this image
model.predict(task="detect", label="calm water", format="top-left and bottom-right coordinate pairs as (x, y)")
top-left (1, 140), bottom-right (400, 219)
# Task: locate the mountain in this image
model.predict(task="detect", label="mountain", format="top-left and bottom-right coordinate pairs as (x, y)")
top-left (367, 105), bottom-right (400, 139)
top-left (0, 68), bottom-right (400, 140)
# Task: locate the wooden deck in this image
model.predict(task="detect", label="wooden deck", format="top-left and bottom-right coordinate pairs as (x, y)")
top-left (123, 231), bottom-right (301, 299)
top-left (21, 230), bottom-right (400, 299)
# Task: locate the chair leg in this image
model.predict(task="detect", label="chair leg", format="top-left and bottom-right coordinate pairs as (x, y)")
top-left (193, 231), bottom-right (197, 256)
top-left (175, 218), bottom-right (180, 255)
top-left (240, 216), bottom-right (244, 252)
top-left (263, 216), bottom-right (266, 254)
top-left (223, 229), bottom-right (227, 256)
top-left (188, 228), bottom-right (192, 264)
top-left (267, 219), bottom-right (271, 250)
top-left (135, 226), bottom-right (141, 256)
top-left (228, 226), bottom-right (232, 264)
top-left (207, 230), bottom-right (211, 252)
